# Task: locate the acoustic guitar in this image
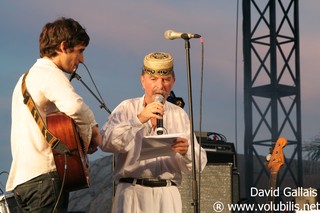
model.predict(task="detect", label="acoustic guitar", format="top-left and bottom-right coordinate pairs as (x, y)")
top-left (46, 111), bottom-right (90, 191)
top-left (265, 137), bottom-right (287, 213)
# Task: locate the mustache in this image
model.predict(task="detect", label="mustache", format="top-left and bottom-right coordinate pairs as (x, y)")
top-left (152, 90), bottom-right (166, 97)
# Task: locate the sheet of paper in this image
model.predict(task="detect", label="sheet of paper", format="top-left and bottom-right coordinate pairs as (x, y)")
top-left (139, 133), bottom-right (186, 160)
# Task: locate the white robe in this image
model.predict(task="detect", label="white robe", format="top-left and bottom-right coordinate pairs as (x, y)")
top-left (100, 96), bottom-right (207, 213)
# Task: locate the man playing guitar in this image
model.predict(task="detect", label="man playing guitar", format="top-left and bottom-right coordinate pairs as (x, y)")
top-left (6, 17), bottom-right (101, 213)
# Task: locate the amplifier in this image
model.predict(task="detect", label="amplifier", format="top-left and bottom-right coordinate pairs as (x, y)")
top-left (179, 163), bottom-right (240, 213)
top-left (204, 142), bottom-right (237, 168)
top-left (195, 132), bottom-right (237, 167)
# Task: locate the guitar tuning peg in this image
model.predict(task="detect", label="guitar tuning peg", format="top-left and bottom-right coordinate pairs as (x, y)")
top-left (266, 153), bottom-right (271, 162)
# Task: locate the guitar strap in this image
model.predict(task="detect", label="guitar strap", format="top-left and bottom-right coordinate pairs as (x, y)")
top-left (21, 70), bottom-right (70, 155)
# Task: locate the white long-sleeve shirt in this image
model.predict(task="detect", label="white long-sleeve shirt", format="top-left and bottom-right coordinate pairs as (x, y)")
top-left (100, 96), bottom-right (207, 186)
top-left (6, 58), bottom-right (97, 191)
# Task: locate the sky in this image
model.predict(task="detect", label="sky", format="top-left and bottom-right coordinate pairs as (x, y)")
top-left (1, 1), bottom-right (320, 191)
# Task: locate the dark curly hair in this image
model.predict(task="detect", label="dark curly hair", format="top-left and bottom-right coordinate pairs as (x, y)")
top-left (39, 17), bottom-right (90, 58)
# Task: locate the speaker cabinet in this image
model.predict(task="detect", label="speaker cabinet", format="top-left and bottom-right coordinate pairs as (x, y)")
top-left (294, 188), bottom-right (319, 212)
top-left (179, 163), bottom-right (240, 213)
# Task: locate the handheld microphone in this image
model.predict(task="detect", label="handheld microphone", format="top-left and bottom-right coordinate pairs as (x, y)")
top-left (154, 95), bottom-right (165, 135)
top-left (164, 30), bottom-right (201, 40)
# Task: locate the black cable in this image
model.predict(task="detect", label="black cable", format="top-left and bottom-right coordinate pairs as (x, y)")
top-left (197, 37), bottom-right (205, 213)
top-left (207, 132), bottom-right (227, 142)
top-left (52, 153), bottom-right (68, 213)
top-left (0, 171), bottom-right (9, 195)
top-left (0, 171), bottom-right (9, 176)
top-left (81, 63), bottom-right (111, 114)
top-left (234, 0), bottom-right (240, 151)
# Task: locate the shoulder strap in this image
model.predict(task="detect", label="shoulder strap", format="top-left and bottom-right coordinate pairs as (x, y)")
top-left (21, 70), bottom-right (70, 155)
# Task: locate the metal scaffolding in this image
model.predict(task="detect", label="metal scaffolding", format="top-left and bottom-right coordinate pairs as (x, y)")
top-left (242, 0), bottom-right (303, 208)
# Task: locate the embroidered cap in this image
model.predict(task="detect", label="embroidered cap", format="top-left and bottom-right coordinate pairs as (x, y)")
top-left (142, 52), bottom-right (174, 76)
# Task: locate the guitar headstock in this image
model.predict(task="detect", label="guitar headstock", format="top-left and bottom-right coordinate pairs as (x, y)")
top-left (266, 137), bottom-right (287, 173)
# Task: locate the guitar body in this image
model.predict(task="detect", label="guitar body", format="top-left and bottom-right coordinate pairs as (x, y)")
top-left (46, 111), bottom-right (90, 191)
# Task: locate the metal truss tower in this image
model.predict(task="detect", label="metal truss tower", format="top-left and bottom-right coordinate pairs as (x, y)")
top-left (242, 0), bottom-right (303, 207)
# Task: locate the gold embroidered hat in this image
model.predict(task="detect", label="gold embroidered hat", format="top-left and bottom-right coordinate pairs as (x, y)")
top-left (142, 52), bottom-right (174, 76)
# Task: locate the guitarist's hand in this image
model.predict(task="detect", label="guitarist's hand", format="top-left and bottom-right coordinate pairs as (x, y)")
top-left (88, 143), bottom-right (98, 154)
top-left (87, 125), bottom-right (102, 154)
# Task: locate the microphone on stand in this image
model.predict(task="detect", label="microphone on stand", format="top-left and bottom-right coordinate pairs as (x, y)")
top-left (68, 63), bottom-right (112, 114)
top-left (154, 95), bottom-right (165, 135)
top-left (69, 71), bottom-right (77, 82)
top-left (164, 29), bottom-right (201, 40)
top-left (165, 28), bottom-right (201, 212)
top-left (69, 66), bottom-right (79, 82)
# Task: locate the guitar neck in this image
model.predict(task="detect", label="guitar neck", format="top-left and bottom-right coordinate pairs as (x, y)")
top-left (266, 172), bottom-right (278, 213)
top-left (269, 172), bottom-right (278, 191)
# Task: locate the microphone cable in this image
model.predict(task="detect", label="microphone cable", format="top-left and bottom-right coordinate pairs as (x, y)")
top-left (194, 36), bottom-right (205, 213)
top-left (74, 63), bottom-right (112, 114)
top-left (234, 0), bottom-right (240, 152)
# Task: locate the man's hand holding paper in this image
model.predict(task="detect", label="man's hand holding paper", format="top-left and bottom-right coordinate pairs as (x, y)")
top-left (140, 133), bottom-right (186, 160)
top-left (171, 137), bottom-right (189, 156)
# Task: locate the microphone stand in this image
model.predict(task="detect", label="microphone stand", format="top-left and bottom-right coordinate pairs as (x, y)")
top-left (72, 72), bottom-right (111, 114)
top-left (184, 38), bottom-right (199, 213)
